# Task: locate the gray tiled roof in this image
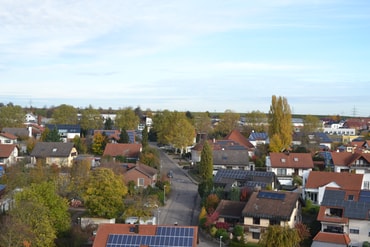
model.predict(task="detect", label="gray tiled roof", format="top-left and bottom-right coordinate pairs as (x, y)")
top-left (213, 149), bottom-right (249, 166)
top-left (30, 142), bottom-right (75, 157)
top-left (321, 189), bottom-right (370, 220)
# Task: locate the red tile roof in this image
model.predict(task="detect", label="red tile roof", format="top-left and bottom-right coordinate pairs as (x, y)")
top-left (92, 224), bottom-right (198, 247)
top-left (305, 171), bottom-right (363, 191)
top-left (103, 143), bottom-right (142, 158)
top-left (312, 232), bottom-right (350, 245)
top-left (225, 129), bottom-right (254, 149)
top-left (317, 205), bottom-right (348, 224)
top-left (331, 152), bottom-right (370, 166)
top-left (0, 144), bottom-right (17, 158)
top-left (269, 152), bottom-right (314, 169)
top-left (0, 132), bottom-right (17, 140)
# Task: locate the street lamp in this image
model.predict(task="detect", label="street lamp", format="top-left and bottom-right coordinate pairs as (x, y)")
top-left (163, 185), bottom-right (166, 204)
top-left (219, 235), bottom-right (223, 247)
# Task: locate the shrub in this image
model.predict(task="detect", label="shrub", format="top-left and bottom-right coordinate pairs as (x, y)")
top-left (215, 221), bottom-right (230, 230)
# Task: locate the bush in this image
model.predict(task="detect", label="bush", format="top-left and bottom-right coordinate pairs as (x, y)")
top-left (215, 222), bottom-right (230, 230)
top-left (210, 226), bottom-right (217, 236)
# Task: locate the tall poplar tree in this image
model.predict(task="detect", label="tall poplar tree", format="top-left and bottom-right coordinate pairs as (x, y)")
top-left (199, 141), bottom-right (213, 182)
top-left (268, 95), bottom-right (293, 152)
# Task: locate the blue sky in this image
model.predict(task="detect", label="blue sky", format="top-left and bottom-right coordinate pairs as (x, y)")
top-left (1, 0), bottom-right (370, 116)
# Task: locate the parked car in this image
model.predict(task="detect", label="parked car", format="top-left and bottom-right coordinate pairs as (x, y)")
top-left (167, 170), bottom-right (173, 178)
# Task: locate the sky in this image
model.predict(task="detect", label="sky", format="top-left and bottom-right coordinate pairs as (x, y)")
top-left (1, 1), bottom-right (370, 116)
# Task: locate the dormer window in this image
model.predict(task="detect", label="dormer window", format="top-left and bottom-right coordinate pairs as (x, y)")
top-left (294, 157), bottom-right (299, 162)
top-left (52, 148), bottom-right (57, 152)
top-left (281, 158), bottom-right (286, 163)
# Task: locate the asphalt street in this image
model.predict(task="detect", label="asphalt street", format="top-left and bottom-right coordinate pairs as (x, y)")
top-left (157, 147), bottom-right (224, 247)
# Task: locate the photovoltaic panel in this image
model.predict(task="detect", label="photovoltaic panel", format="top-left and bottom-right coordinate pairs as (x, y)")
top-left (257, 191), bottom-right (285, 200)
top-left (106, 226), bottom-right (195, 247)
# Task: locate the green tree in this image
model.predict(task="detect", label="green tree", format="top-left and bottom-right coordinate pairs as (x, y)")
top-left (104, 117), bottom-right (114, 130)
top-left (41, 127), bottom-right (62, 142)
top-left (268, 95), bottom-right (293, 152)
top-left (194, 112), bottom-right (212, 136)
top-left (153, 111), bottom-right (195, 153)
top-left (118, 128), bottom-right (130, 143)
top-left (214, 110), bottom-right (240, 137)
top-left (68, 159), bottom-right (91, 199)
top-left (80, 105), bottom-right (103, 135)
top-left (51, 104), bottom-right (78, 124)
top-left (199, 141), bottom-right (213, 182)
top-left (14, 181), bottom-right (70, 234)
top-left (83, 168), bottom-right (128, 218)
top-left (6, 200), bottom-right (57, 247)
top-left (259, 225), bottom-right (300, 247)
top-left (152, 110), bottom-right (172, 145)
top-left (115, 107), bottom-right (140, 130)
top-left (92, 132), bottom-right (107, 155)
top-left (141, 125), bottom-right (149, 148)
top-left (170, 117), bottom-right (195, 154)
top-left (73, 135), bottom-right (88, 154)
top-left (302, 115), bottom-right (322, 133)
top-left (139, 147), bottom-right (160, 169)
top-left (245, 110), bottom-right (267, 132)
top-left (0, 103), bottom-right (25, 129)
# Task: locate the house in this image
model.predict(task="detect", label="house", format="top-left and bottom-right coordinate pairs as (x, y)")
top-left (123, 163), bottom-right (158, 188)
top-left (0, 132), bottom-right (17, 144)
top-left (302, 171), bottom-right (364, 205)
top-left (30, 142), bottom-right (78, 167)
top-left (312, 188), bottom-right (370, 247)
top-left (248, 132), bottom-right (269, 147)
top-left (266, 152), bottom-right (314, 185)
top-left (225, 129), bottom-right (255, 157)
top-left (45, 124), bottom-right (81, 142)
top-left (93, 129), bottom-right (136, 144)
top-left (92, 224), bottom-right (199, 247)
top-left (215, 200), bottom-right (246, 224)
top-left (213, 147), bottom-right (249, 171)
top-left (213, 169), bottom-right (278, 192)
top-left (2, 127), bottom-right (31, 139)
top-left (242, 190), bottom-right (302, 243)
top-left (0, 144), bottom-right (18, 167)
top-left (331, 151), bottom-right (370, 174)
top-left (191, 129), bottom-right (253, 164)
top-left (25, 112), bottom-right (37, 123)
top-left (94, 130), bottom-right (120, 143)
top-left (103, 143), bottom-right (142, 163)
top-left (292, 132), bottom-right (333, 150)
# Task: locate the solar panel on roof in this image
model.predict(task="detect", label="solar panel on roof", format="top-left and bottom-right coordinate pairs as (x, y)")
top-left (257, 191), bottom-right (285, 200)
top-left (359, 190), bottom-right (370, 203)
top-left (106, 226), bottom-right (195, 247)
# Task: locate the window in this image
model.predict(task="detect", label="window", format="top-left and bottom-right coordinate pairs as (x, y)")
top-left (348, 195), bottom-right (354, 201)
top-left (253, 217), bottom-right (260, 225)
top-left (137, 178), bottom-right (144, 187)
top-left (364, 181), bottom-right (370, 190)
top-left (277, 168), bottom-right (287, 176)
top-left (269, 219), bottom-right (280, 225)
top-left (349, 228), bottom-right (359, 234)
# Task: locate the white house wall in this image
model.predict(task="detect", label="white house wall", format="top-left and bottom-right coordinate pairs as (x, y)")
top-left (348, 219), bottom-right (369, 246)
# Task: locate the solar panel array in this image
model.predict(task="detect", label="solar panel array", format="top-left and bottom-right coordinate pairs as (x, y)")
top-left (257, 191), bottom-right (285, 200)
top-left (359, 190), bottom-right (370, 203)
top-left (106, 226), bottom-right (194, 247)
